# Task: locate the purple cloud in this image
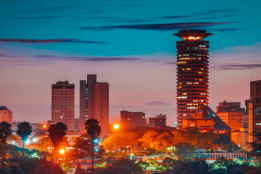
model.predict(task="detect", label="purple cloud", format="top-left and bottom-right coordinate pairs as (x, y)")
top-left (80, 22), bottom-right (234, 31)
top-left (0, 39), bottom-right (108, 44)
top-left (145, 101), bottom-right (172, 106)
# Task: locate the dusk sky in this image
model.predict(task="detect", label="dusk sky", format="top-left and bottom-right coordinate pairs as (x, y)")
top-left (1, 0), bottom-right (261, 126)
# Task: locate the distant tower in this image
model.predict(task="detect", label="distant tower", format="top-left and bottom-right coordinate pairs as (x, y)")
top-left (79, 75), bottom-right (109, 137)
top-left (0, 106), bottom-right (13, 124)
top-left (174, 30), bottom-right (212, 129)
top-left (51, 81), bottom-right (75, 131)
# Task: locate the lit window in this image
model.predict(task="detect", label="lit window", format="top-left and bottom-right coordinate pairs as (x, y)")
top-left (178, 86), bottom-right (182, 88)
top-left (198, 72), bottom-right (203, 74)
top-left (256, 123), bottom-right (261, 125)
top-left (199, 79), bottom-right (203, 81)
top-left (191, 124), bottom-right (194, 126)
top-left (182, 93), bottom-right (187, 95)
top-left (187, 82), bottom-right (192, 85)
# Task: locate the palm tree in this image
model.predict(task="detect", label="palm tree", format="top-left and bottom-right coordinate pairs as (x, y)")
top-left (16, 121), bottom-right (32, 158)
top-left (85, 119), bottom-right (101, 174)
top-left (48, 122), bottom-right (67, 161)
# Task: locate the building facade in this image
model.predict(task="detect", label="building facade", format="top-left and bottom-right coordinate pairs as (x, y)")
top-left (216, 101), bottom-right (244, 131)
top-left (250, 80), bottom-right (261, 100)
top-left (0, 106), bottom-right (13, 124)
top-left (174, 30), bottom-right (212, 128)
top-left (79, 75), bottom-right (109, 137)
top-left (149, 114), bottom-right (167, 128)
top-left (120, 111), bottom-right (146, 129)
top-left (51, 81), bottom-right (75, 131)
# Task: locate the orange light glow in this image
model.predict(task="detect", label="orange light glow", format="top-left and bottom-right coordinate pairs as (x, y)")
top-left (43, 124), bottom-right (47, 128)
top-left (59, 149), bottom-right (65, 154)
top-left (113, 124), bottom-right (119, 130)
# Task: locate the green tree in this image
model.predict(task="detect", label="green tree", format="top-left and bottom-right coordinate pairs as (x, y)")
top-left (16, 121), bottom-right (32, 158)
top-left (85, 118), bottom-right (101, 174)
top-left (95, 158), bottom-right (143, 174)
top-left (69, 133), bottom-right (92, 160)
top-left (48, 122), bottom-right (67, 161)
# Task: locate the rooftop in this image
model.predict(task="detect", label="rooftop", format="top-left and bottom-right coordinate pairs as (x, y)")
top-left (0, 106), bottom-right (8, 110)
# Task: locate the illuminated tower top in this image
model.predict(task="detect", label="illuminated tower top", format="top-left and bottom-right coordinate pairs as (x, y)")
top-left (174, 29), bottom-right (212, 40)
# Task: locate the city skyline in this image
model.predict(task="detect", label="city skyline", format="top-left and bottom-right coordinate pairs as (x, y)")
top-left (1, 0), bottom-right (261, 126)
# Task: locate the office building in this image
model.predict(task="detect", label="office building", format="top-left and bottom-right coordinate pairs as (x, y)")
top-left (149, 114), bottom-right (167, 128)
top-left (121, 110), bottom-right (146, 129)
top-left (216, 101), bottom-right (244, 131)
top-left (0, 106), bottom-right (13, 124)
top-left (183, 105), bottom-right (231, 131)
top-left (250, 80), bottom-right (261, 100)
top-left (174, 30), bottom-right (212, 128)
top-left (79, 75), bottom-right (109, 137)
top-left (51, 81), bottom-right (75, 131)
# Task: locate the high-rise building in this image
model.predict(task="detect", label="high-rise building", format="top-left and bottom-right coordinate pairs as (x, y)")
top-left (51, 81), bottom-right (75, 131)
top-left (248, 80), bottom-right (261, 145)
top-left (149, 114), bottom-right (167, 128)
top-left (216, 101), bottom-right (244, 131)
top-left (120, 110), bottom-right (146, 129)
top-left (0, 106), bottom-right (13, 124)
top-left (250, 80), bottom-right (261, 101)
top-left (174, 30), bottom-right (212, 128)
top-left (79, 75), bottom-right (109, 137)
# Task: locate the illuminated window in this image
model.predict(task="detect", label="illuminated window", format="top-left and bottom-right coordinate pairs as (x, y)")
top-left (187, 68), bottom-right (192, 70)
top-left (142, 116), bottom-right (145, 118)
top-left (182, 93), bottom-right (187, 95)
top-left (256, 123), bottom-right (261, 125)
top-left (187, 82), bottom-right (192, 85)
top-left (178, 86), bottom-right (182, 88)
top-left (191, 124), bottom-right (194, 126)
top-left (198, 72), bottom-right (203, 74)
top-left (193, 82), bottom-right (199, 85)
top-left (179, 83), bottom-right (182, 85)
top-left (199, 79), bottom-right (203, 81)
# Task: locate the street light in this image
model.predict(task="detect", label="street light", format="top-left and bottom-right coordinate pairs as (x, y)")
top-left (59, 149), bottom-right (65, 154)
top-left (113, 123), bottom-right (119, 130)
top-left (43, 124), bottom-right (47, 128)
top-left (113, 123), bottom-right (120, 153)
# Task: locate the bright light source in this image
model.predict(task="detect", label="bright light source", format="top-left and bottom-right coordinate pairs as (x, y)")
top-left (43, 124), bottom-right (47, 128)
top-left (95, 148), bottom-right (99, 152)
top-left (32, 138), bottom-right (37, 142)
top-left (12, 141), bottom-right (15, 145)
top-left (59, 149), bottom-right (65, 154)
top-left (93, 139), bottom-right (98, 143)
top-left (130, 153), bottom-right (134, 156)
top-left (25, 139), bottom-right (30, 144)
top-left (113, 124), bottom-right (119, 130)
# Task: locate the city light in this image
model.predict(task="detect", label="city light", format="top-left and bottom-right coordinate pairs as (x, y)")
top-left (32, 138), bottom-right (37, 142)
top-left (93, 138), bottom-right (99, 143)
top-left (59, 149), bottom-right (65, 154)
top-left (113, 123), bottom-right (119, 130)
top-left (25, 139), bottom-right (30, 144)
top-left (43, 124), bottom-right (47, 128)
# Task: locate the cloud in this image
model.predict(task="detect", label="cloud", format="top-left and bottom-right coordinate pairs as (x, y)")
top-left (36, 55), bottom-right (141, 62)
top-left (212, 63), bottom-right (261, 70)
top-left (213, 29), bottom-right (244, 32)
top-left (195, 9), bottom-right (240, 15)
top-left (145, 101), bottom-right (172, 106)
top-left (17, 16), bottom-right (68, 19)
top-left (0, 39), bottom-right (108, 44)
top-left (159, 15), bottom-right (192, 19)
top-left (80, 22), bottom-right (234, 31)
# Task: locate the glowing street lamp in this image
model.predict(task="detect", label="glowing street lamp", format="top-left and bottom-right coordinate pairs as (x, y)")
top-left (113, 123), bottom-right (119, 130)
top-left (25, 139), bottom-right (30, 145)
top-left (43, 124), bottom-right (47, 128)
top-left (59, 149), bottom-right (65, 154)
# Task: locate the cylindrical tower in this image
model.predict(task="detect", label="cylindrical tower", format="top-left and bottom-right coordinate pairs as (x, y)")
top-left (174, 29), bottom-right (212, 129)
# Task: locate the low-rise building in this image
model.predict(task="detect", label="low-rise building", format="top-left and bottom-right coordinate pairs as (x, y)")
top-left (149, 114), bottom-right (167, 128)
top-left (0, 106), bottom-right (13, 124)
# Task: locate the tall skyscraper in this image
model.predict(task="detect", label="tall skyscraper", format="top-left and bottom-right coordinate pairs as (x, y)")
top-left (174, 29), bottom-right (212, 129)
top-left (51, 81), bottom-right (75, 131)
top-left (79, 75), bottom-right (109, 137)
